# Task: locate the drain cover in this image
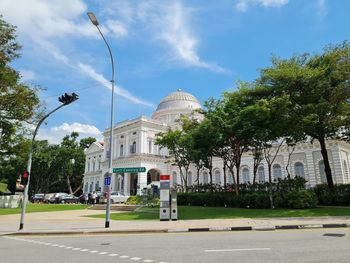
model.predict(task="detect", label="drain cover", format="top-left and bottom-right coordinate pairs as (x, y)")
top-left (100, 243), bottom-right (111, 245)
top-left (323, 233), bottom-right (346, 237)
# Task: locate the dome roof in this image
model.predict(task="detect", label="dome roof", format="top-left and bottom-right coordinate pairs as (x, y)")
top-left (155, 89), bottom-right (201, 111)
top-left (152, 89), bottom-right (201, 123)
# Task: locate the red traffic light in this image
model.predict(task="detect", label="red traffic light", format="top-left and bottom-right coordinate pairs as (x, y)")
top-left (23, 171), bottom-right (29, 179)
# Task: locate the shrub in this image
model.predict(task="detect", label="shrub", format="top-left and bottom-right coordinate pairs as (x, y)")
top-left (314, 184), bottom-right (350, 206)
top-left (285, 190), bottom-right (318, 209)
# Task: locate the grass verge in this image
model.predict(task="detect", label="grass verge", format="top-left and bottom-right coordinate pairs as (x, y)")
top-left (0, 203), bottom-right (89, 216)
top-left (88, 206), bottom-right (350, 221)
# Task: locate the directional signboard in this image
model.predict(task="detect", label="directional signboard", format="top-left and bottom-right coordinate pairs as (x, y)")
top-left (104, 176), bottom-right (111, 186)
top-left (112, 167), bottom-right (146, 173)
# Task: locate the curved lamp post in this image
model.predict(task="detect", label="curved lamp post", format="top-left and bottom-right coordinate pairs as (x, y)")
top-left (19, 93), bottom-right (79, 230)
top-left (87, 12), bottom-right (115, 228)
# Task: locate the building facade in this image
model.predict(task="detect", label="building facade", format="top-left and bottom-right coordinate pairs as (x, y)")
top-left (83, 90), bottom-right (350, 195)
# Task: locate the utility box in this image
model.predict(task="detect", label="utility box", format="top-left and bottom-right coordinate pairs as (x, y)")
top-left (159, 175), bottom-right (170, 221)
top-left (170, 189), bottom-right (178, 221)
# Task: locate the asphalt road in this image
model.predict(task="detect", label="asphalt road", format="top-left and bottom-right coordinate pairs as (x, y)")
top-left (1, 229), bottom-right (349, 263)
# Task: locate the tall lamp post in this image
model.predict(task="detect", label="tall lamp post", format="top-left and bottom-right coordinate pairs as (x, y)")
top-left (19, 93), bottom-right (79, 230)
top-left (87, 12), bottom-right (115, 228)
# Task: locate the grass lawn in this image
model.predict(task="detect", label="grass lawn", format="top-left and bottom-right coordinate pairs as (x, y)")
top-left (0, 203), bottom-right (89, 216)
top-left (88, 206), bottom-right (350, 221)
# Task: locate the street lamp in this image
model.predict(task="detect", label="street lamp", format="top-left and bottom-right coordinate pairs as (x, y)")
top-left (19, 93), bottom-right (79, 230)
top-left (87, 12), bottom-right (115, 228)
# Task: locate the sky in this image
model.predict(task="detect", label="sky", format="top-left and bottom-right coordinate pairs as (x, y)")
top-left (0, 0), bottom-right (349, 144)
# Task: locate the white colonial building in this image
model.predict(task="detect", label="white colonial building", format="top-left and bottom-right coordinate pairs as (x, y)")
top-left (83, 90), bottom-right (350, 195)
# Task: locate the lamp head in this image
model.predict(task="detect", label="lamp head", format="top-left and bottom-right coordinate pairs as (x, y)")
top-left (87, 12), bottom-right (99, 26)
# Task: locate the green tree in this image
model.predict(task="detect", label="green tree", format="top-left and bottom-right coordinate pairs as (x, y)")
top-left (0, 17), bottom-right (41, 161)
top-left (258, 42), bottom-right (350, 188)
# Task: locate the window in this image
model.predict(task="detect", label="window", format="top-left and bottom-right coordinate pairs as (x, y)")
top-left (344, 160), bottom-right (350, 183)
top-left (188, 171), bottom-right (193, 186)
top-left (242, 167), bottom-right (250, 183)
top-left (319, 160), bottom-right (327, 183)
top-left (98, 161), bottom-right (101, 170)
top-left (273, 164), bottom-right (282, 181)
top-left (95, 181), bottom-right (100, 191)
top-left (84, 182), bottom-right (88, 193)
top-left (130, 141), bottom-right (136, 154)
top-left (120, 144), bottom-right (124, 156)
top-left (227, 172), bottom-right (233, 184)
top-left (258, 166), bottom-right (265, 183)
top-left (214, 169), bottom-right (221, 185)
top-left (87, 162), bottom-right (90, 172)
top-left (93, 161), bottom-right (95, 171)
top-left (148, 139), bottom-right (152, 153)
top-left (172, 171), bottom-right (177, 185)
top-left (294, 162), bottom-right (305, 178)
top-left (202, 171), bottom-right (209, 184)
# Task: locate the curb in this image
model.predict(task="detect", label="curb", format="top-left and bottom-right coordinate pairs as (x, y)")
top-left (1, 223), bottom-right (349, 236)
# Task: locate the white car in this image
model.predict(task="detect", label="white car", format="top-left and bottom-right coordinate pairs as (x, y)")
top-left (102, 191), bottom-right (129, 204)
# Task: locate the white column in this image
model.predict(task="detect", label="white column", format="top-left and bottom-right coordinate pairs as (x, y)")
top-left (305, 150), bottom-right (316, 186)
top-left (125, 133), bottom-right (130, 156)
top-left (124, 173), bottom-right (130, 195)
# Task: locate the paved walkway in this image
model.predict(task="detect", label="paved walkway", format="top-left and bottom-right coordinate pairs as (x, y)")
top-left (1, 209), bottom-right (350, 235)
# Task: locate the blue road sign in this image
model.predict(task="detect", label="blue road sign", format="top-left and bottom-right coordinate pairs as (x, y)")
top-left (104, 176), bottom-right (111, 186)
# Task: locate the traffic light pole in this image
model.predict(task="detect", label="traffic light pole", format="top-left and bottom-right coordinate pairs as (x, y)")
top-left (19, 101), bottom-right (73, 230)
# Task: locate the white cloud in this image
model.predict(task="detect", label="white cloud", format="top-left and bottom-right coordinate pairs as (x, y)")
top-left (235, 0), bottom-right (289, 12)
top-left (106, 20), bottom-right (128, 38)
top-left (77, 63), bottom-right (155, 107)
top-left (19, 69), bottom-right (36, 81)
top-left (100, 0), bottom-right (228, 73)
top-left (37, 122), bottom-right (102, 144)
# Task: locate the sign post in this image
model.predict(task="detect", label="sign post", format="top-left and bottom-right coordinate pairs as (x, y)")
top-left (159, 174), bottom-right (170, 221)
top-left (113, 167), bottom-right (146, 173)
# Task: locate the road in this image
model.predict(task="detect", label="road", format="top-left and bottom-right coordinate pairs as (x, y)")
top-left (1, 229), bottom-right (349, 263)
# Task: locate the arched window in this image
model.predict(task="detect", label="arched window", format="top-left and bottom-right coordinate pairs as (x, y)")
top-left (95, 181), bottom-right (100, 191)
top-left (148, 140), bottom-right (152, 153)
top-left (227, 171), bottom-right (233, 184)
top-left (89, 182), bottom-right (93, 193)
top-left (120, 144), bottom-right (124, 156)
top-left (319, 160), bottom-right (327, 183)
top-left (214, 169), bottom-right (221, 185)
top-left (258, 166), bottom-right (265, 183)
top-left (344, 160), bottom-right (350, 183)
top-left (294, 162), bottom-right (305, 178)
top-left (202, 171), bottom-right (209, 184)
top-left (172, 171), bottom-right (177, 185)
top-left (84, 182), bottom-right (88, 193)
top-left (273, 164), bottom-right (282, 181)
top-left (188, 171), bottom-right (193, 186)
top-left (242, 167), bottom-right (250, 183)
top-left (131, 141), bottom-right (137, 154)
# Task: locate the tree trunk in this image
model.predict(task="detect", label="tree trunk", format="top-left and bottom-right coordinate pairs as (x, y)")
top-left (318, 137), bottom-right (334, 188)
top-left (209, 169), bottom-right (213, 193)
top-left (268, 164), bottom-right (274, 209)
top-left (229, 167), bottom-right (238, 195)
top-left (223, 161), bottom-right (227, 192)
top-left (66, 175), bottom-right (73, 194)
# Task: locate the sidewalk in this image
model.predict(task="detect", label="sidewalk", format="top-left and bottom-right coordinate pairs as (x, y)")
top-left (1, 209), bottom-right (349, 236)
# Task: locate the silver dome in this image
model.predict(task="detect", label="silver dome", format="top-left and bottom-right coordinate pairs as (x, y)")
top-left (152, 90), bottom-right (201, 123)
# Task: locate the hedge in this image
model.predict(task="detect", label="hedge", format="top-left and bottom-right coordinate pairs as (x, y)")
top-left (177, 190), bottom-right (318, 209)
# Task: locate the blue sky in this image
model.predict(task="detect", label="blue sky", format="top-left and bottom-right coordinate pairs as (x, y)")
top-left (0, 0), bottom-right (349, 143)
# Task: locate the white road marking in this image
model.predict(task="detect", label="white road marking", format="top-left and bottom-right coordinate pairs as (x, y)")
top-left (2, 237), bottom-right (164, 263)
top-left (205, 248), bottom-right (271, 252)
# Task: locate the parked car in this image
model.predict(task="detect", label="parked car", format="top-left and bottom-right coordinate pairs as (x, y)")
top-left (30, 193), bottom-right (45, 203)
top-left (43, 193), bottom-right (55, 203)
top-left (48, 193), bottom-right (67, 203)
top-left (101, 191), bottom-right (129, 204)
top-left (55, 194), bottom-right (79, 204)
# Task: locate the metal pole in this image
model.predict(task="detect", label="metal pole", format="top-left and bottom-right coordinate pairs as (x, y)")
top-left (19, 104), bottom-right (65, 230)
top-left (95, 25), bottom-right (115, 229)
